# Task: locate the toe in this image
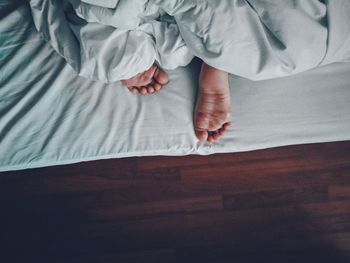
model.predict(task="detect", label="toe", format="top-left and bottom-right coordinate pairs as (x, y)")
top-left (127, 86), bottom-right (138, 95)
top-left (154, 68), bottom-right (169, 85)
top-left (207, 134), bottom-right (215, 142)
top-left (217, 122), bottom-right (231, 136)
top-left (147, 85), bottom-right (155, 94)
top-left (212, 131), bottom-right (221, 141)
top-left (140, 87), bottom-right (147, 95)
top-left (195, 130), bottom-right (208, 141)
top-left (154, 82), bottom-right (162, 91)
top-left (224, 122), bottom-right (232, 129)
top-left (222, 122), bottom-right (231, 132)
top-left (127, 86), bottom-right (134, 94)
top-left (131, 87), bottom-right (138, 94)
top-left (218, 128), bottom-right (227, 136)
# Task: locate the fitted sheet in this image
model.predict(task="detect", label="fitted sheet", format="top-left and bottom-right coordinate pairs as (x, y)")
top-left (1, 2), bottom-right (350, 171)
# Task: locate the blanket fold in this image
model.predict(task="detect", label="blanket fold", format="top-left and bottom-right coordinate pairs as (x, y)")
top-left (28, 0), bottom-right (350, 82)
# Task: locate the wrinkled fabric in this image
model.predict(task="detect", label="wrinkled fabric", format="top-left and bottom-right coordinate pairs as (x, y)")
top-left (1, 1), bottom-right (350, 171)
top-left (28, 0), bottom-right (350, 82)
top-left (80, 0), bottom-right (119, 8)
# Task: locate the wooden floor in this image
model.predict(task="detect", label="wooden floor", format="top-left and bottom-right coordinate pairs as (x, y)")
top-left (1, 141), bottom-right (350, 263)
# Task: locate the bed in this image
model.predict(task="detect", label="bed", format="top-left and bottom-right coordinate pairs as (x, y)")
top-left (1, 1), bottom-right (350, 172)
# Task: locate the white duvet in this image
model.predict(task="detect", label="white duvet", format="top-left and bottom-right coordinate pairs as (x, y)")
top-left (29, 0), bottom-right (350, 82)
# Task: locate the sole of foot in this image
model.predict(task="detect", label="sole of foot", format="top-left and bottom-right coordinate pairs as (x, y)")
top-left (194, 63), bottom-right (231, 142)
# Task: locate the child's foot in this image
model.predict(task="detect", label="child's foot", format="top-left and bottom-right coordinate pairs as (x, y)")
top-left (121, 64), bottom-right (169, 95)
top-left (195, 63), bottom-right (231, 142)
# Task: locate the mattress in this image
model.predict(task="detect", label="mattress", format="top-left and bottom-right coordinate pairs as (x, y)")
top-left (1, 1), bottom-right (350, 171)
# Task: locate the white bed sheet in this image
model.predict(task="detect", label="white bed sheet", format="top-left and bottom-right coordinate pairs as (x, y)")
top-left (0, 2), bottom-right (350, 171)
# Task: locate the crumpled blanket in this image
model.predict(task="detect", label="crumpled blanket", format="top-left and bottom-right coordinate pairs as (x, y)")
top-left (28, 0), bottom-right (350, 83)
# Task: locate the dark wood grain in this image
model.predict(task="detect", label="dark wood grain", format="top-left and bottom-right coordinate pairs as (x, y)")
top-left (1, 141), bottom-right (350, 263)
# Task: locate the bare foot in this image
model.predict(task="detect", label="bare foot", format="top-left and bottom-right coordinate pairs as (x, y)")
top-left (194, 63), bottom-right (231, 142)
top-left (121, 64), bottom-right (169, 95)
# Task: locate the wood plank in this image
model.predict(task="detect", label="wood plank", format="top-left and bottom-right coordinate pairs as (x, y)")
top-left (0, 141), bottom-right (350, 262)
top-left (329, 185), bottom-right (350, 200)
top-left (89, 195), bottom-right (223, 221)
